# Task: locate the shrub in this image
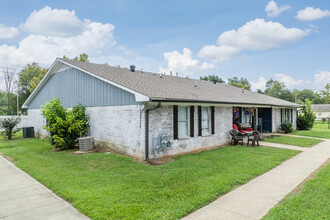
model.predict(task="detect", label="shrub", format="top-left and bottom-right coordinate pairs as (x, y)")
top-left (322, 118), bottom-right (326, 123)
top-left (0, 117), bottom-right (21, 140)
top-left (280, 122), bottom-right (293, 134)
top-left (297, 99), bottom-right (316, 130)
top-left (41, 98), bottom-right (89, 150)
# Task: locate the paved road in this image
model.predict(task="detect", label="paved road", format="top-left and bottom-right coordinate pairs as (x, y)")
top-left (0, 155), bottom-right (89, 220)
top-left (183, 137), bottom-right (329, 220)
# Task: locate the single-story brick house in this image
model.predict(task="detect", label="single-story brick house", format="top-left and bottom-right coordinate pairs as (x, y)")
top-left (311, 104), bottom-right (330, 121)
top-left (23, 58), bottom-right (300, 160)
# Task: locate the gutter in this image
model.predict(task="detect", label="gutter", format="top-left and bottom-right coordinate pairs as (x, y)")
top-left (148, 98), bottom-right (302, 108)
top-left (145, 102), bottom-right (161, 161)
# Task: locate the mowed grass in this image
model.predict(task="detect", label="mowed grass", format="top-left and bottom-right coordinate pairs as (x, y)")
top-left (0, 138), bottom-right (299, 219)
top-left (291, 121), bottom-right (330, 139)
top-left (292, 128), bottom-right (330, 139)
top-left (264, 163), bottom-right (330, 220)
top-left (263, 136), bottom-right (322, 147)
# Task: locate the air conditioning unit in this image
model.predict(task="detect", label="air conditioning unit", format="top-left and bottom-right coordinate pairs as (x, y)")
top-left (78, 136), bottom-right (94, 151)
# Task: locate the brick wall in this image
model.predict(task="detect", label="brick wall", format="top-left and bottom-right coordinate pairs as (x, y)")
top-left (148, 105), bottom-right (232, 158)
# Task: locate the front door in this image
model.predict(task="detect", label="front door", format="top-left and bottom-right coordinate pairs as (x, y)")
top-left (258, 108), bottom-right (272, 133)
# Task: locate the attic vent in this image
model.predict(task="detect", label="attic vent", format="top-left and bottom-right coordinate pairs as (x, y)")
top-left (194, 81), bottom-right (198, 88)
top-left (213, 80), bottom-right (217, 84)
top-left (242, 88), bottom-right (245, 94)
top-left (130, 65), bottom-right (135, 72)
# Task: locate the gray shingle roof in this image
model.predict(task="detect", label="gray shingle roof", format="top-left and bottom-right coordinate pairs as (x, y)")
top-left (59, 58), bottom-right (300, 107)
top-left (311, 104), bottom-right (330, 112)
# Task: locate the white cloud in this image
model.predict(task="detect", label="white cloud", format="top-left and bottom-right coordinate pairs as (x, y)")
top-left (265, 0), bottom-right (291, 17)
top-left (0, 24), bottom-right (19, 39)
top-left (198, 45), bottom-right (240, 63)
top-left (160, 48), bottom-right (215, 76)
top-left (0, 7), bottom-right (116, 67)
top-left (314, 71), bottom-right (330, 86)
top-left (198, 19), bottom-right (307, 63)
top-left (274, 73), bottom-right (309, 89)
top-left (251, 77), bottom-right (267, 91)
top-left (21, 6), bottom-right (84, 37)
top-left (296, 7), bottom-right (330, 21)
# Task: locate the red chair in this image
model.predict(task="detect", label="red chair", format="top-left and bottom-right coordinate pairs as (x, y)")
top-left (246, 127), bottom-right (253, 131)
top-left (233, 124), bottom-right (246, 133)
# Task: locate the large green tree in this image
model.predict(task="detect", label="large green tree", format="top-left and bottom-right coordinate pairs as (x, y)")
top-left (293, 89), bottom-right (319, 104)
top-left (200, 75), bottom-right (224, 83)
top-left (264, 79), bottom-right (294, 102)
top-left (227, 77), bottom-right (251, 90)
top-left (17, 63), bottom-right (46, 108)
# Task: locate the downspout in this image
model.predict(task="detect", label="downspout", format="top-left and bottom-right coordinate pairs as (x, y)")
top-left (145, 102), bottom-right (161, 161)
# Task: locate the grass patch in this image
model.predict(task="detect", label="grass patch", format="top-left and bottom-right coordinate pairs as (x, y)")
top-left (291, 121), bottom-right (330, 139)
top-left (263, 136), bottom-right (322, 147)
top-left (0, 138), bottom-right (299, 219)
top-left (264, 162), bottom-right (330, 220)
top-left (292, 128), bottom-right (330, 139)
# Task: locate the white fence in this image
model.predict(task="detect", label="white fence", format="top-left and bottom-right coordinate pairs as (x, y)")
top-left (0, 115), bottom-right (28, 129)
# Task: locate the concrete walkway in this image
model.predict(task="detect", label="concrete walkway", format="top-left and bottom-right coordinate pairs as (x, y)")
top-left (183, 137), bottom-right (329, 220)
top-left (0, 155), bottom-right (89, 220)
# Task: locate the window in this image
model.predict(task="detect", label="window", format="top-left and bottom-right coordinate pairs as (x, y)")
top-left (178, 106), bottom-right (189, 137)
top-left (241, 108), bottom-right (252, 126)
top-left (202, 107), bottom-right (211, 134)
top-left (281, 108), bottom-right (292, 123)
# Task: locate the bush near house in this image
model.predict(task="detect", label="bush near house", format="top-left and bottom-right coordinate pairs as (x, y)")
top-left (297, 99), bottom-right (316, 130)
top-left (0, 117), bottom-right (21, 140)
top-left (41, 98), bottom-right (89, 150)
top-left (280, 122), bottom-right (293, 134)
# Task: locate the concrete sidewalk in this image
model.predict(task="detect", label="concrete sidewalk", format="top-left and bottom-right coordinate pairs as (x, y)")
top-left (0, 155), bottom-right (89, 220)
top-left (183, 137), bottom-right (329, 220)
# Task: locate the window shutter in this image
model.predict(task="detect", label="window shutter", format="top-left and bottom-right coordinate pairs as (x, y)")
top-left (281, 109), bottom-right (283, 123)
top-left (211, 106), bottom-right (215, 135)
top-left (198, 106), bottom-right (202, 136)
top-left (173, 105), bottom-right (178, 139)
top-left (291, 109), bottom-right (293, 123)
top-left (190, 106), bottom-right (194, 137)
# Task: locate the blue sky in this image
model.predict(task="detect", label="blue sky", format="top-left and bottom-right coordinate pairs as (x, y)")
top-left (0, 0), bottom-right (330, 91)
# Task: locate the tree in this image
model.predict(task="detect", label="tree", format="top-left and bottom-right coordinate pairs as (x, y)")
top-left (0, 117), bottom-right (21, 140)
top-left (297, 99), bottom-right (316, 130)
top-left (264, 79), bottom-right (294, 102)
top-left (0, 91), bottom-right (7, 115)
top-left (71, 53), bottom-right (89, 62)
top-left (17, 63), bottom-right (46, 110)
top-left (319, 83), bottom-right (330, 104)
top-left (29, 68), bottom-right (48, 92)
top-left (227, 77), bottom-right (251, 90)
top-left (200, 75), bottom-right (224, 83)
top-left (294, 89), bottom-right (319, 104)
top-left (2, 66), bottom-right (17, 114)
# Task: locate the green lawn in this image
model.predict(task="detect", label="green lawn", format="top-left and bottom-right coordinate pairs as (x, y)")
top-left (291, 121), bottom-right (330, 139)
top-left (264, 163), bottom-right (330, 220)
top-left (0, 137), bottom-right (299, 219)
top-left (263, 136), bottom-right (322, 147)
top-left (292, 128), bottom-right (330, 139)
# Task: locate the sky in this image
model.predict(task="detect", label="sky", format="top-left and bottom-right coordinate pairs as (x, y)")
top-left (0, 0), bottom-right (330, 92)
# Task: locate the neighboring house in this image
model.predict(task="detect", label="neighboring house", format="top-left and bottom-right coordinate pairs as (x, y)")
top-left (311, 104), bottom-right (330, 121)
top-left (22, 58), bottom-right (300, 160)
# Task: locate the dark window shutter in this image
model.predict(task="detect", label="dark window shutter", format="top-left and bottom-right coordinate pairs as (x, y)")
top-left (281, 109), bottom-right (283, 123)
top-left (173, 105), bottom-right (178, 139)
top-left (198, 106), bottom-right (202, 136)
top-left (211, 106), bottom-right (215, 135)
top-left (190, 106), bottom-right (194, 137)
top-left (291, 109), bottom-right (293, 123)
